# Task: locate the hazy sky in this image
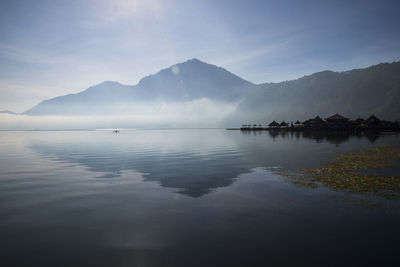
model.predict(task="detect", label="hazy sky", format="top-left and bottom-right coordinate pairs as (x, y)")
top-left (1, 0), bottom-right (399, 112)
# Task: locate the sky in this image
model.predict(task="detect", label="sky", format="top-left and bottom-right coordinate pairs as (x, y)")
top-left (0, 0), bottom-right (399, 112)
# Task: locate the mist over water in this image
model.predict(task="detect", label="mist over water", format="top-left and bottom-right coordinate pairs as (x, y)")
top-left (0, 99), bottom-right (237, 130)
top-left (0, 129), bottom-right (399, 267)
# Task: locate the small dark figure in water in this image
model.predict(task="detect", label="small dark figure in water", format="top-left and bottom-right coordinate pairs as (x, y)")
top-left (113, 130), bottom-right (119, 133)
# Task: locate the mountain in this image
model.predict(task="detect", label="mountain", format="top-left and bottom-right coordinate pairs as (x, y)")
top-left (21, 59), bottom-right (400, 123)
top-left (23, 58), bottom-right (255, 115)
top-left (0, 110), bottom-right (18, 115)
top-left (225, 61), bottom-right (400, 124)
top-left (23, 81), bottom-right (135, 115)
top-left (137, 58), bottom-right (254, 101)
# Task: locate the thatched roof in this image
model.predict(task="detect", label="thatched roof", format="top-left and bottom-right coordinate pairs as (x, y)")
top-left (280, 121), bottom-right (289, 126)
top-left (294, 120), bottom-right (301, 124)
top-left (303, 116), bottom-right (326, 126)
top-left (367, 114), bottom-right (381, 123)
top-left (268, 120), bottom-right (280, 127)
top-left (325, 113), bottom-right (349, 121)
top-left (313, 116), bottom-right (325, 123)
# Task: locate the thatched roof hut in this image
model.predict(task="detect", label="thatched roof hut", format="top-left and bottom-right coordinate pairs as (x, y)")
top-left (325, 113), bottom-right (349, 122)
top-left (325, 113), bottom-right (351, 129)
top-left (280, 121), bottom-right (289, 127)
top-left (367, 114), bottom-right (381, 124)
top-left (268, 121), bottom-right (280, 127)
top-left (313, 116), bottom-right (325, 124)
top-left (303, 116), bottom-right (327, 128)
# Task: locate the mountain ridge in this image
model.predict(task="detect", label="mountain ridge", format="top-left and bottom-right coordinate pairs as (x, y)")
top-left (0, 110), bottom-right (18, 115)
top-left (23, 58), bottom-right (255, 115)
top-left (18, 59), bottom-right (400, 124)
top-left (225, 61), bottom-right (400, 124)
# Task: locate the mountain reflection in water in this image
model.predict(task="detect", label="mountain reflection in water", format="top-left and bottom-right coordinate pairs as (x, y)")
top-left (0, 129), bottom-right (399, 267)
top-left (28, 129), bottom-right (397, 197)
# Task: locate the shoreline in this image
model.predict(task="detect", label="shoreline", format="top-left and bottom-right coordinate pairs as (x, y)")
top-left (227, 127), bottom-right (400, 132)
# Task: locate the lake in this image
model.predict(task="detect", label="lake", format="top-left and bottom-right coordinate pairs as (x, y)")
top-left (0, 129), bottom-right (399, 267)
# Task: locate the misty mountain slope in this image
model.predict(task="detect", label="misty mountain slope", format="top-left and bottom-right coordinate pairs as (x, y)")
top-left (24, 81), bottom-right (136, 115)
top-left (0, 110), bottom-right (18, 115)
top-left (225, 62), bottom-right (400, 124)
top-left (24, 59), bottom-right (255, 115)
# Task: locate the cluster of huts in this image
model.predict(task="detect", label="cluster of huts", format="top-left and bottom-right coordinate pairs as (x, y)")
top-left (240, 113), bottom-right (400, 131)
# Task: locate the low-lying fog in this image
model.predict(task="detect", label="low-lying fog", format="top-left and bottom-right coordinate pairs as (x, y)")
top-left (0, 99), bottom-right (237, 130)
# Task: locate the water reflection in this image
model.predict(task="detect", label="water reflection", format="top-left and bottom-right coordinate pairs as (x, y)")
top-left (28, 129), bottom-right (398, 197)
top-left (29, 130), bottom-right (248, 197)
top-left (1, 130), bottom-right (400, 267)
top-left (262, 129), bottom-right (385, 145)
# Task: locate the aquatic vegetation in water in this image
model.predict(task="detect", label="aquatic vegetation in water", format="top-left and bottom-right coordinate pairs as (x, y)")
top-left (277, 146), bottom-right (400, 199)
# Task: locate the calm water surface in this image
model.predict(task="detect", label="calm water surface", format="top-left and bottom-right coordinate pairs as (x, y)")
top-left (0, 129), bottom-right (399, 267)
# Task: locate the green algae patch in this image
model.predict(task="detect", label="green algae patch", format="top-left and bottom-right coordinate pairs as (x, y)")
top-left (277, 146), bottom-right (400, 199)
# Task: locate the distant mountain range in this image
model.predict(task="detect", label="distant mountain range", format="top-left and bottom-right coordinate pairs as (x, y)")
top-left (15, 58), bottom-right (400, 124)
